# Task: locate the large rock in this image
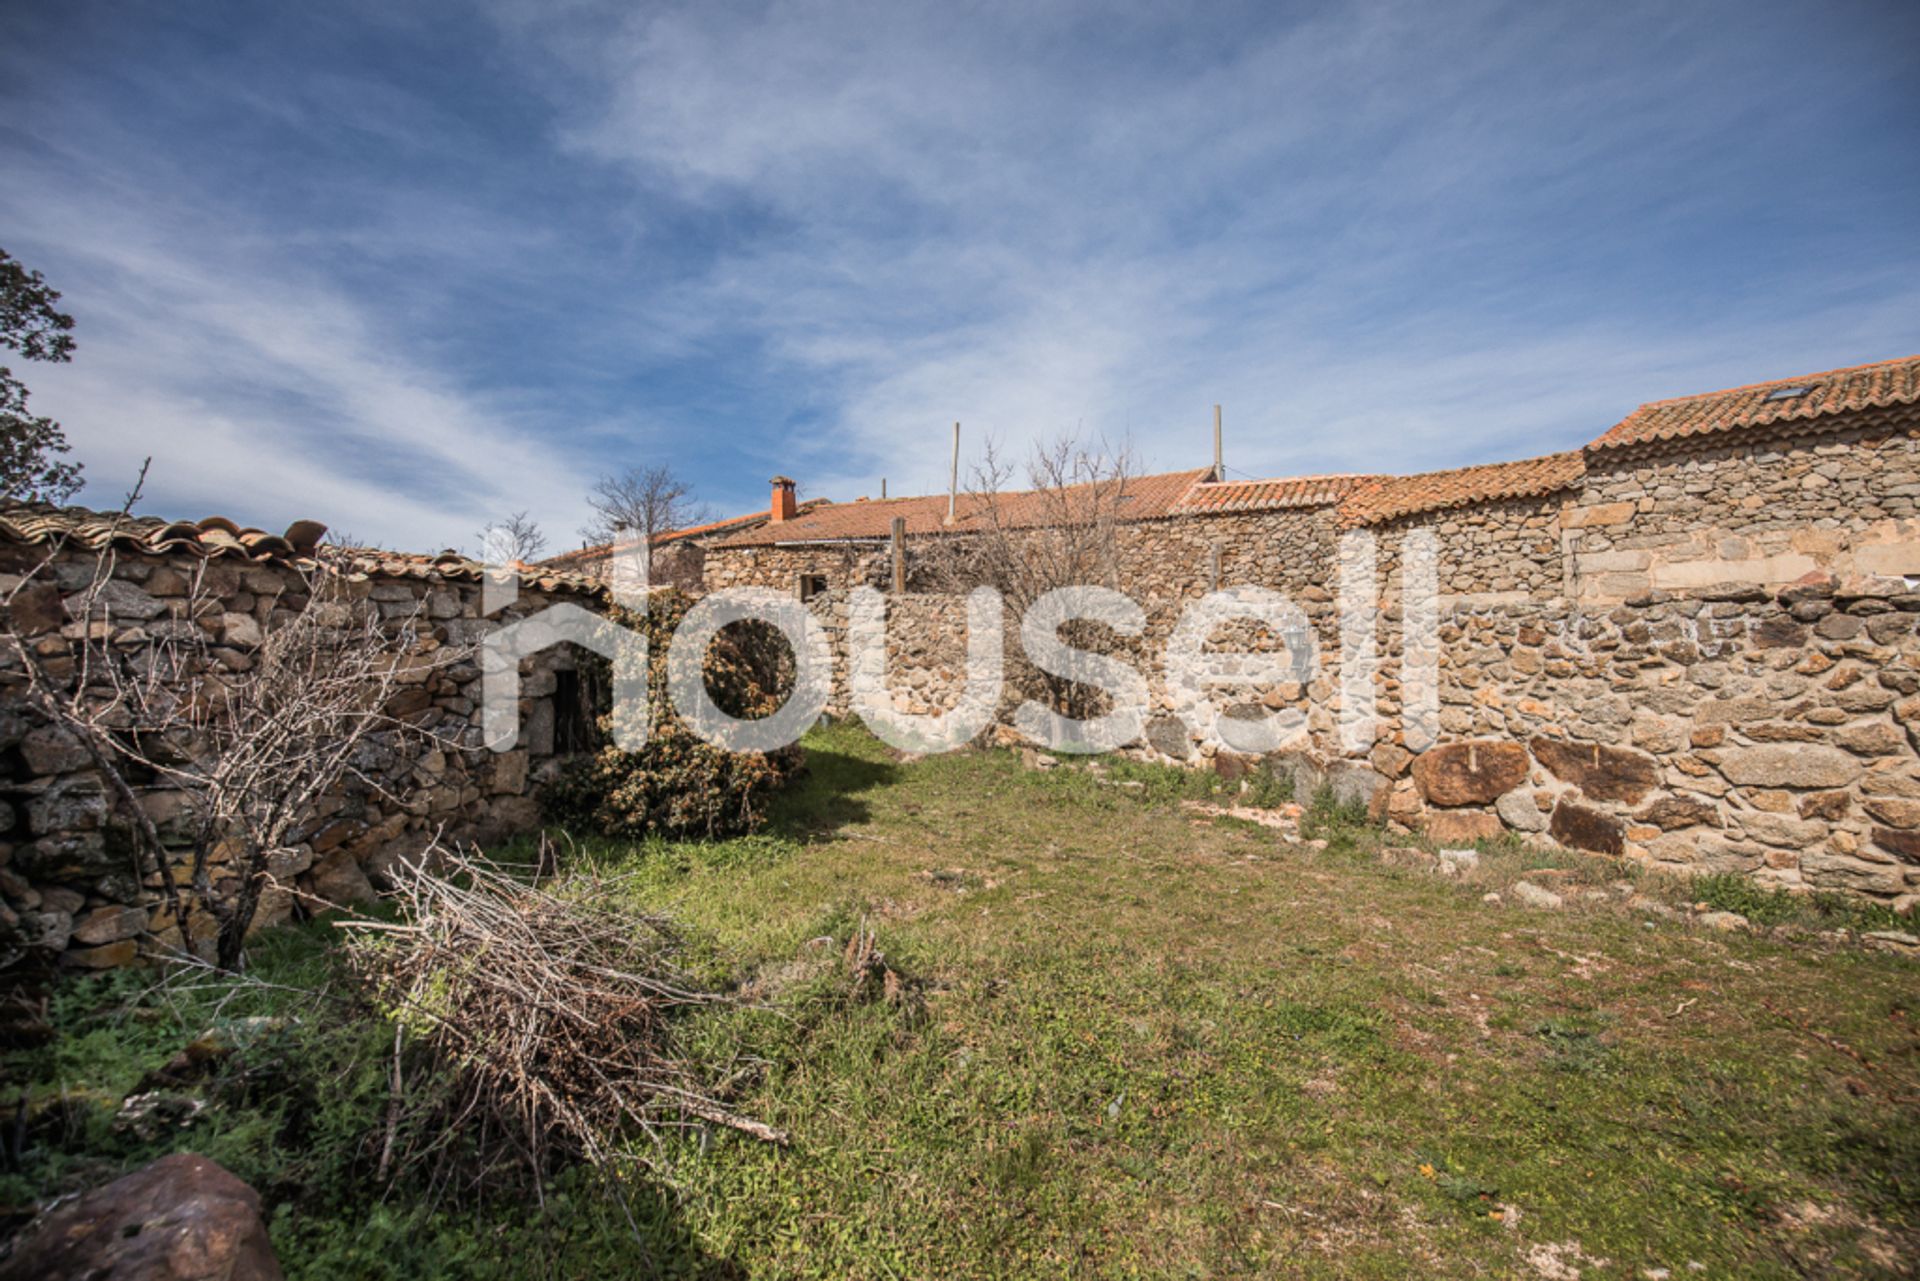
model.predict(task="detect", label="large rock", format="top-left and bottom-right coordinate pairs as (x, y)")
top-left (1410, 740), bottom-right (1530, 807)
top-left (1718, 745), bottom-right (1862, 790)
top-left (1636, 794), bottom-right (1720, 829)
top-left (21, 724), bottom-right (91, 774)
top-left (0, 1152), bottom-right (282, 1281)
top-left (1549, 798), bottom-right (1625, 856)
top-left (1870, 828), bottom-right (1920, 865)
top-left (1144, 715), bottom-right (1191, 761)
top-left (302, 850), bottom-right (376, 910)
top-left (1423, 809), bottom-right (1504, 844)
top-left (61, 578), bottom-right (167, 623)
top-left (1528, 737), bottom-right (1660, 805)
top-left (1495, 789), bottom-right (1549, 832)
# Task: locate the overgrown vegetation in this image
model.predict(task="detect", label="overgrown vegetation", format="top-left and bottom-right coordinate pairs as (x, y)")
top-left (1686, 870), bottom-right (1908, 934)
top-left (7, 723), bottom-right (1917, 1278)
top-left (539, 591), bottom-right (802, 841)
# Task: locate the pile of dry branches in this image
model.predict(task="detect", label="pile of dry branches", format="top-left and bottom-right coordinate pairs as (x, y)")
top-left (338, 844), bottom-right (783, 1195)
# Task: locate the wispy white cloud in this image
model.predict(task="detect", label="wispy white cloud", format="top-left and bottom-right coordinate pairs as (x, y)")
top-left (3, 0), bottom-right (1916, 545)
top-left (0, 155), bottom-right (598, 548)
top-left (526, 0), bottom-right (1920, 501)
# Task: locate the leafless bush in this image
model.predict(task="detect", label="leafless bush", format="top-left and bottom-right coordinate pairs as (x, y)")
top-left (339, 842), bottom-right (783, 1197)
top-left (2, 484), bottom-right (468, 969)
top-left (920, 432), bottom-right (1138, 718)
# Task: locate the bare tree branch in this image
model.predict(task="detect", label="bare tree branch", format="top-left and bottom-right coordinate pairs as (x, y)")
top-left (581, 464), bottom-right (709, 546)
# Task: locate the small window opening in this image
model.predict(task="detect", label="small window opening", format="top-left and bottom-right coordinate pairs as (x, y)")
top-left (552, 667), bottom-right (603, 755)
top-left (797, 573), bottom-right (829, 601)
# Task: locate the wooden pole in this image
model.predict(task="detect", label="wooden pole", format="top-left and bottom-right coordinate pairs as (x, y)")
top-left (947, 421), bottom-right (960, 523)
top-left (881, 477), bottom-right (887, 499)
top-left (1213, 404), bottom-right (1223, 479)
top-left (891, 516), bottom-right (907, 593)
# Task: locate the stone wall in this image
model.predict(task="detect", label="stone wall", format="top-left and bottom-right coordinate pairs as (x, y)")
top-left (1569, 414), bottom-right (1920, 604)
top-left (700, 409), bottom-right (1920, 903)
top-left (0, 539), bottom-right (597, 969)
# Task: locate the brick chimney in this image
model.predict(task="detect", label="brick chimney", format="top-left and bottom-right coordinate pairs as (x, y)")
top-left (770, 475), bottom-right (798, 523)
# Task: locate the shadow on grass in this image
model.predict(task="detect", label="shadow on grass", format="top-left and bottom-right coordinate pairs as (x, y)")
top-left (765, 736), bottom-right (900, 842)
top-left (0, 929), bottom-right (754, 1280)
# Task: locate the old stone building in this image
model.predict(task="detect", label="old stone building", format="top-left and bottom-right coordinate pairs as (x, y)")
top-left (693, 354), bottom-right (1920, 905)
top-left (0, 506), bottom-right (602, 969)
top-left (6, 352), bottom-right (1917, 975)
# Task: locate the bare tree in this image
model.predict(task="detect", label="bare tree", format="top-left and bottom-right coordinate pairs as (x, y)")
top-left (924, 432), bottom-right (1137, 610)
top-left (581, 464), bottom-right (709, 546)
top-left (2, 497), bottom-right (469, 970)
top-left (475, 510), bottom-right (547, 565)
top-left (920, 432), bottom-right (1137, 719)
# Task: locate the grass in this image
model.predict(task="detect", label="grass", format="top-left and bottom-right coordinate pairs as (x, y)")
top-left (6, 722), bottom-right (1918, 1279)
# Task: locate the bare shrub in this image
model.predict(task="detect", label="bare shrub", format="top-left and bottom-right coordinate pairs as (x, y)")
top-left (920, 432), bottom-right (1138, 719)
top-left (2, 485), bottom-right (468, 969)
top-left (340, 842), bottom-right (783, 1198)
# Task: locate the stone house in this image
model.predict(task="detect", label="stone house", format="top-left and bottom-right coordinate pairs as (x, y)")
top-left (0, 506), bottom-right (603, 969)
top-left (694, 354), bottom-right (1920, 903)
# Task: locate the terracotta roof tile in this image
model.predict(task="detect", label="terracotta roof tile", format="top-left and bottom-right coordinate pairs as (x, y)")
top-left (540, 501), bottom-right (828, 576)
top-left (0, 502), bottom-right (600, 596)
top-left (1337, 452), bottom-right (1584, 528)
top-left (335, 546), bottom-right (601, 595)
top-left (1588, 354), bottom-right (1920, 455)
top-left (715, 469), bottom-right (1212, 546)
top-left (1172, 474), bottom-right (1380, 514)
top-left (0, 503), bottom-right (315, 564)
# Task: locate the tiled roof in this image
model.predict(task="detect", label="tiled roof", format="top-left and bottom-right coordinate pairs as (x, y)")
top-left (1172, 474), bottom-right (1380, 514)
top-left (0, 503), bottom-right (322, 565)
top-left (1336, 452), bottom-right (1585, 528)
top-left (334, 547), bottom-right (601, 595)
top-left (1588, 354), bottom-right (1920, 455)
top-left (540, 501), bottom-right (828, 576)
top-left (0, 503), bottom-right (600, 596)
top-left (715, 469), bottom-right (1213, 547)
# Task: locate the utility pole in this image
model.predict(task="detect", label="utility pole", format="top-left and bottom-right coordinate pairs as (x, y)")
top-left (947, 421), bottom-right (960, 524)
top-left (1213, 404), bottom-right (1223, 480)
top-left (891, 516), bottom-right (907, 593)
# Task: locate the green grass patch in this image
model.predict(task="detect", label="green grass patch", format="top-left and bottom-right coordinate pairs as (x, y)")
top-left (7, 721), bottom-right (1916, 1278)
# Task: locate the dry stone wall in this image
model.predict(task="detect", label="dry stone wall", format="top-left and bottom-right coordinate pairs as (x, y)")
top-left (1, 539), bottom-right (596, 969)
top-left (703, 410), bottom-right (1920, 902)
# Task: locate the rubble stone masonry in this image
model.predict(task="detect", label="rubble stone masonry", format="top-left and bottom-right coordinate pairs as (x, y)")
top-left (1, 527), bottom-right (596, 970)
top-left (705, 403), bottom-right (1920, 907)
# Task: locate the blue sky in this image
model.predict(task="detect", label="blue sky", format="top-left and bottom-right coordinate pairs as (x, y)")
top-left (3, 0), bottom-right (1916, 551)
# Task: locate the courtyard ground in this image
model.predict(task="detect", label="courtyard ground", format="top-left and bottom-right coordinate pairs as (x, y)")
top-left (8, 723), bottom-right (1917, 1278)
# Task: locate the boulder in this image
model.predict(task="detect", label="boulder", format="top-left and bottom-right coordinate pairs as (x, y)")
top-left (1635, 794), bottom-right (1720, 829)
top-left (1528, 737), bottom-right (1660, 805)
top-left (1548, 799), bottom-right (1625, 856)
top-left (1870, 828), bottom-right (1920, 865)
top-left (0, 1152), bottom-right (282, 1281)
top-left (1718, 745), bottom-right (1861, 790)
top-left (61, 578), bottom-right (167, 623)
top-left (1510, 880), bottom-right (1564, 910)
top-left (20, 724), bottom-right (91, 775)
top-left (303, 850), bottom-right (376, 910)
top-left (71, 904), bottom-right (147, 946)
top-left (1423, 809), bottom-right (1504, 844)
top-left (1495, 788), bottom-right (1549, 832)
top-left (1862, 796), bottom-right (1920, 829)
top-left (1410, 740), bottom-right (1530, 807)
top-left (7, 582), bottom-right (65, 635)
top-left (1144, 716), bottom-right (1191, 761)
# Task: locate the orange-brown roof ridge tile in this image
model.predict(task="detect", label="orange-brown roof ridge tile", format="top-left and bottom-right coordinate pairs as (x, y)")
top-left (1337, 452), bottom-right (1586, 529)
top-left (1588, 353), bottom-right (1920, 455)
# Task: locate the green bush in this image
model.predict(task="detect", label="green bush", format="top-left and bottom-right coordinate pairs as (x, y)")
top-left (540, 592), bottom-right (804, 840)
